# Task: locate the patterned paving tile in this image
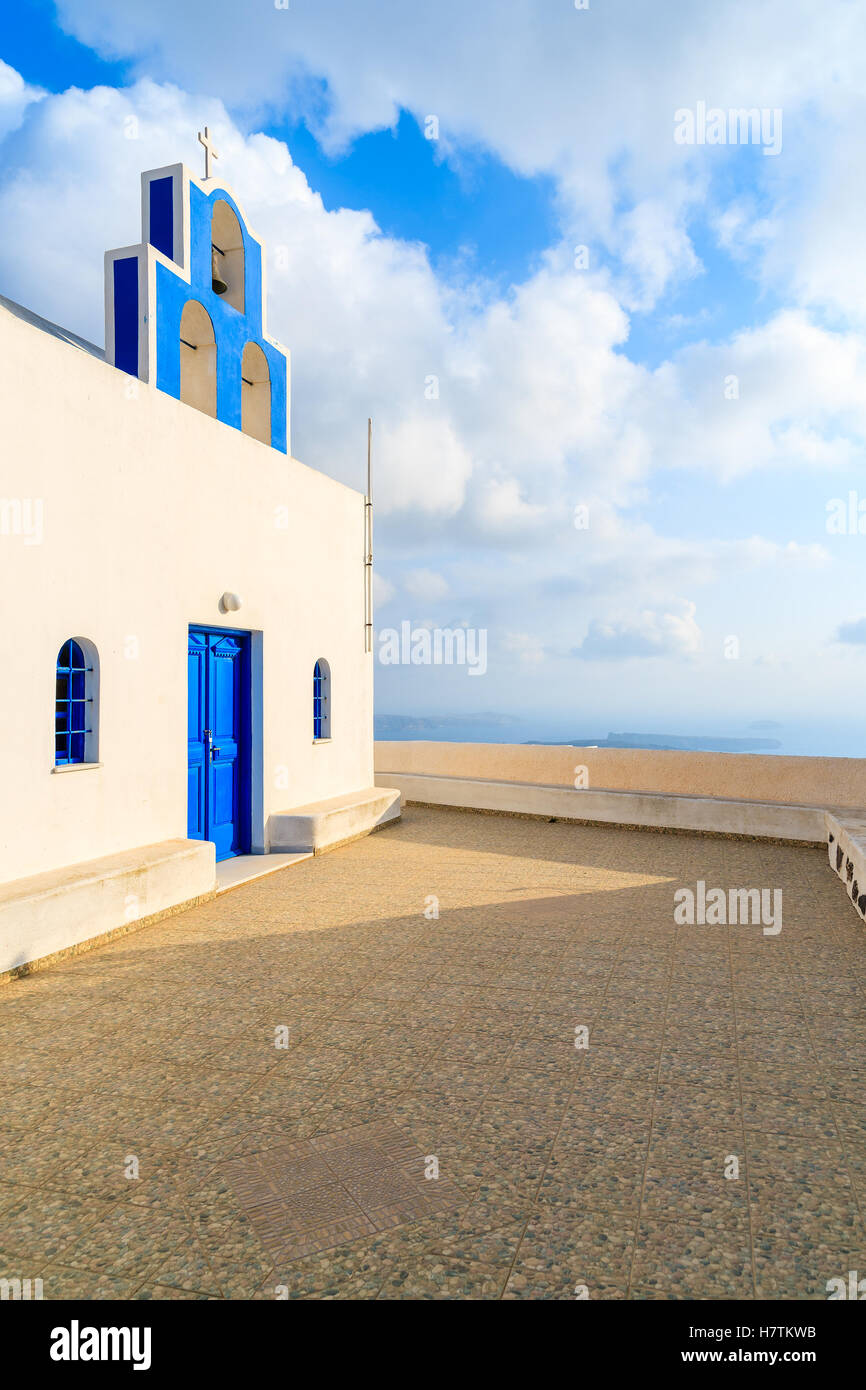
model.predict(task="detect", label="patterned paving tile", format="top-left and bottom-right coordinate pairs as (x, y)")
top-left (218, 1120), bottom-right (464, 1263)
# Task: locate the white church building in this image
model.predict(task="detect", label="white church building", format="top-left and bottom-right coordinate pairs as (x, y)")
top-left (0, 145), bottom-right (399, 977)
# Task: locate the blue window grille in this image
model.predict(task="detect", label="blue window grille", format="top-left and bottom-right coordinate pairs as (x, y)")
top-left (313, 659), bottom-right (324, 740)
top-left (55, 639), bottom-right (91, 765)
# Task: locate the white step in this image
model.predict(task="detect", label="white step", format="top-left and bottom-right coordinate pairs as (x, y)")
top-left (268, 786), bottom-right (401, 854)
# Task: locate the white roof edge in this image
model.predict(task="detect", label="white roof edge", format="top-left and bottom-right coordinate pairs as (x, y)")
top-left (0, 292), bottom-right (104, 360)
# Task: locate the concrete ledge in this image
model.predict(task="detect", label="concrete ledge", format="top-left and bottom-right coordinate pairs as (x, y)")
top-left (825, 811), bottom-right (866, 921)
top-left (0, 838), bottom-right (216, 978)
top-left (378, 773), bottom-right (829, 844)
top-left (268, 786), bottom-right (402, 854)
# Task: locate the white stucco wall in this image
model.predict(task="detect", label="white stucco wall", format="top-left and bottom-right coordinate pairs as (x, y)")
top-left (0, 301), bottom-right (373, 883)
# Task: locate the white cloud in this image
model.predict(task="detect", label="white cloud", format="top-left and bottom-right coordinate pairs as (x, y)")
top-left (465, 476), bottom-right (548, 539)
top-left (0, 60), bottom-right (44, 142)
top-left (575, 601), bottom-right (702, 662)
top-left (403, 568), bottom-right (450, 601)
top-left (615, 195), bottom-right (703, 312)
top-left (372, 572), bottom-right (395, 606)
top-left (639, 312), bottom-right (866, 481)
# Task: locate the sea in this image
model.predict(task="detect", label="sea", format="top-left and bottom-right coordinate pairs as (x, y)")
top-left (374, 714), bottom-right (866, 759)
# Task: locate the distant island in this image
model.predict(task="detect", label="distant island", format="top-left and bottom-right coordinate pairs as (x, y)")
top-left (526, 732), bottom-right (783, 753)
top-left (375, 715), bottom-right (784, 753)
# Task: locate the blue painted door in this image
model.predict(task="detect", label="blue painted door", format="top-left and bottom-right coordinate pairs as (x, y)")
top-left (188, 628), bottom-right (248, 861)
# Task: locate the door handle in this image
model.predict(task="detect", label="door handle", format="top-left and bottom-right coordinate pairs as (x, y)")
top-left (211, 746), bottom-right (221, 760)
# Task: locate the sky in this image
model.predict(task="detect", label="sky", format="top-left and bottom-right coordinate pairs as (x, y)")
top-left (1, 0), bottom-right (865, 753)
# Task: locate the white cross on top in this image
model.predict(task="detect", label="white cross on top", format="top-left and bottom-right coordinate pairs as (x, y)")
top-left (197, 126), bottom-right (219, 180)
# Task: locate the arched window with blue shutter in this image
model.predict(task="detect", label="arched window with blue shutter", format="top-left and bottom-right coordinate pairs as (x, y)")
top-left (313, 659), bottom-right (331, 741)
top-left (55, 638), bottom-right (99, 766)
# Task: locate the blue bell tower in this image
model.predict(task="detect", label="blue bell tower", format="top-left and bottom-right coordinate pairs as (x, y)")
top-left (105, 136), bottom-right (289, 455)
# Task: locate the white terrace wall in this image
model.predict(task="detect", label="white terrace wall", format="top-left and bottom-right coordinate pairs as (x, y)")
top-left (374, 742), bottom-right (866, 811)
top-left (0, 302), bottom-right (373, 884)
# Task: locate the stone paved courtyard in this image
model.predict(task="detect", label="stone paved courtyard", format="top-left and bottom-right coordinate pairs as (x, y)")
top-left (1, 806), bottom-right (864, 1299)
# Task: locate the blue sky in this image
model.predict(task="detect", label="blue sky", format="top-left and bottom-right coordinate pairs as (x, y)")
top-left (1, 0), bottom-right (866, 753)
top-left (2, 0), bottom-right (128, 89)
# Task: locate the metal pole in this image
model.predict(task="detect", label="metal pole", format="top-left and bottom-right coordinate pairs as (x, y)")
top-left (365, 418), bottom-right (373, 653)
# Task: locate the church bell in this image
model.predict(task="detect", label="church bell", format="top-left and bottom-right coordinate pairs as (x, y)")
top-left (211, 245), bottom-right (228, 296)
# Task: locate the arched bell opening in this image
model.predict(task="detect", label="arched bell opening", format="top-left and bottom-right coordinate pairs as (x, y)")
top-left (241, 342), bottom-right (271, 446)
top-left (179, 300), bottom-right (217, 418)
top-left (210, 200), bottom-right (245, 313)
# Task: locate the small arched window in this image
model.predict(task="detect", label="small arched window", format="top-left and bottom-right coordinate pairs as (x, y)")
top-left (313, 659), bottom-right (331, 741)
top-left (180, 300), bottom-right (217, 419)
top-left (211, 200), bottom-right (245, 313)
top-left (241, 342), bottom-right (271, 446)
top-left (55, 638), bottom-right (99, 765)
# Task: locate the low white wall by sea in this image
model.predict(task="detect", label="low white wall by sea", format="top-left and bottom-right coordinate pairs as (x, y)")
top-left (373, 742), bottom-right (866, 843)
